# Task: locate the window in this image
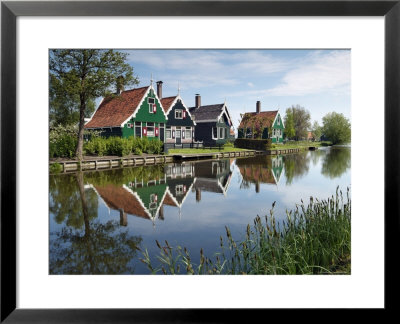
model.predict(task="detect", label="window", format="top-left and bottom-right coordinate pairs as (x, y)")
top-left (148, 97), bottom-right (155, 113)
top-left (147, 122), bottom-right (154, 137)
top-left (185, 127), bottom-right (191, 139)
top-left (176, 185), bottom-right (184, 195)
top-left (166, 127), bottom-right (171, 139)
top-left (149, 194), bottom-right (157, 209)
top-left (212, 127), bottom-right (217, 139)
top-left (176, 129), bottom-right (181, 138)
top-left (219, 127), bottom-right (224, 139)
top-left (127, 123), bottom-right (131, 128)
top-left (175, 109), bottom-right (183, 119)
top-left (135, 122), bottom-right (141, 137)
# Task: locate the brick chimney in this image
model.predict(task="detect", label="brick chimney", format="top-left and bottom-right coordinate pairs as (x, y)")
top-left (256, 101), bottom-right (261, 114)
top-left (195, 94), bottom-right (201, 108)
top-left (156, 81), bottom-right (163, 99)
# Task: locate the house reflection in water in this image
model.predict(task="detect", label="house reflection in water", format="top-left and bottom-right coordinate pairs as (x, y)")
top-left (90, 176), bottom-right (168, 227)
top-left (236, 155), bottom-right (283, 192)
top-left (192, 159), bottom-right (233, 201)
top-left (164, 163), bottom-right (195, 219)
top-left (87, 159), bottom-right (232, 226)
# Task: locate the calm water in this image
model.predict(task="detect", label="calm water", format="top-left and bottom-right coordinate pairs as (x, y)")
top-left (49, 146), bottom-right (351, 274)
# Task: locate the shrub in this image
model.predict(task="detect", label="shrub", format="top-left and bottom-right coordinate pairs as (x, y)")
top-left (147, 139), bottom-right (163, 154)
top-left (234, 138), bottom-right (271, 151)
top-left (223, 142), bottom-right (234, 149)
top-left (84, 137), bottom-right (107, 156)
top-left (49, 133), bottom-right (77, 158)
top-left (49, 124), bottom-right (78, 158)
top-left (105, 137), bottom-right (133, 157)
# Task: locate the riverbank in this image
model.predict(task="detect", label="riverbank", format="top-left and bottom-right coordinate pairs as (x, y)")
top-left (271, 141), bottom-right (332, 150)
top-left (140, 187), bottom-right (351, 275)
top-left (50, 149), bottom-right (259, 173)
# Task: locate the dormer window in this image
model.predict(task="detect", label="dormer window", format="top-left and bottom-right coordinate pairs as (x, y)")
top-left (175, 109), bottom-right (183, 119)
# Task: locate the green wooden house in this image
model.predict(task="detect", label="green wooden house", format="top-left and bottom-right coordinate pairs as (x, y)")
top-left (237, 101), bottom-right (284, 143)
top-left (84, 84), bottom-right (168, 140)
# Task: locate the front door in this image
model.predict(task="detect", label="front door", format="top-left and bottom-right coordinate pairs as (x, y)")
top-left (176, 129), bottom-right (181, 144)
top-left (160, 126), bottom-right (164, 142)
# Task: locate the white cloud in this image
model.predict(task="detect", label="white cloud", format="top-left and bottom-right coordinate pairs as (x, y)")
top-left (128, 50), bottom-right (289, 89)
top-left (266, 51), bottom-right (351, 96)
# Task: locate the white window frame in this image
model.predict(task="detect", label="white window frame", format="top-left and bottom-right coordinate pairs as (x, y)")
top-left (175, 109), bottom-right (183, 119)
top-left (176, 185), bottom-right (184, 195)
top-left (148, 97), bottom-right (155, 113)
top-left (166, 127), bottom-right (172, 139)
top-left (134, 122), bottom-right (142, 138)
top-left (147, 122), bottom-right (155, 137)
top-left (212, 127), bottom-right (218, 140)
top-left (185, 127), bottom-right (191, 139)
top-left (219, 127), bottom-right (224, 139)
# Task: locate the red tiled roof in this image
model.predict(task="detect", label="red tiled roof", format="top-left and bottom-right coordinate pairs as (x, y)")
top-left (85, 86), bottom-right (149, 128)
top-left (238, 166), bottom-right (275, 184)
top-left (162, 191), bottom-right (179, 207)
top-left (238, 110), bottom-right (278, 129)
top-left (160, 96), bottom-right (177, 113)
top-left (94, 184), bottom-right (150, 219)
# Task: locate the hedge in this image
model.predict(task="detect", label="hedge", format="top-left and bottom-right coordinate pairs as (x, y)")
top-left (234, 138), bottom-right (271, 151)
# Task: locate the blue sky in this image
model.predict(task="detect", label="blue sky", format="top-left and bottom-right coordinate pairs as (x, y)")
top-left (123, 49), bottom-right (350, 130)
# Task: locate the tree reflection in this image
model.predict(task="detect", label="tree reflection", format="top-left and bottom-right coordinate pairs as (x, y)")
top-left (321, 147), bottom-right (351, 179)
top-left (283, 152), bottom-right (310, 185)
top-left (49, 172), bottom-right (142, 274)
top-left (50, 173), bottom-right (98, 227)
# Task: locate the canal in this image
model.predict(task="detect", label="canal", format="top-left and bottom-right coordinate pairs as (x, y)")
top-left (49, 146), bottom-right (351, 274)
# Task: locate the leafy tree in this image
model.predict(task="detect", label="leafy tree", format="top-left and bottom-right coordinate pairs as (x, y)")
top-left (285, 105), bottom-right (311, 140)
top-left (49, 50), bottom-right (138, 160)
top-left (284, 109), bottom-right (296, 139)
top-left (322, 112), bottom-right (351, 144)
top-left (311, 121), bottom-right (322, 141)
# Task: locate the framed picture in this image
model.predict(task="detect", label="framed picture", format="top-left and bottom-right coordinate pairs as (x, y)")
top-left (1, 0), bottom-right (398, 321)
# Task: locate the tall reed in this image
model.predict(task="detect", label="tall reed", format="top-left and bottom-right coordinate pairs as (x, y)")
top-left (140, 186), bottom-right (351, 275)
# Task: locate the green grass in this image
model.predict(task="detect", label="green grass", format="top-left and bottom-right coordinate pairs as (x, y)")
top-left (140, 187), bottom-right (351, 275)
top-left (271, 141), bottom-right (332, 150)
top-left (168, 147), bottom-right (250, 154)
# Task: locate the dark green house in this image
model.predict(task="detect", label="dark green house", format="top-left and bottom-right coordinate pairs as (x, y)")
top-left (189, 94), bottom-right (233, 146)
top-left (238, 101), bottom-right (284, 143)
top-left (84, 84), bottom-right (168, 141)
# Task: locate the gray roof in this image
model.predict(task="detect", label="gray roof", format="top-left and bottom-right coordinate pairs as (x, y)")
top-left (189, 104), bottom-right (225, 121)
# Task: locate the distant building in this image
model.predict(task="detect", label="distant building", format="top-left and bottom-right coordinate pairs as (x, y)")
top-left (237, 101), bottom-right (284, 143)
top-left (307, 131), bottom-right (315, 141)
top-left (189, 94), bottom-right (233, 146)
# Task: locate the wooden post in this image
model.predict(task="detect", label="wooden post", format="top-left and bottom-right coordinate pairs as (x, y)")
top-left (119, 209), bottom-right (127, 226)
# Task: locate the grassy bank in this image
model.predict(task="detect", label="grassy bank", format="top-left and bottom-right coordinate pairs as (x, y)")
top-left (271, 141), bottom-right (332, 150)
top-left (140, 187), bottom-right (351, 275)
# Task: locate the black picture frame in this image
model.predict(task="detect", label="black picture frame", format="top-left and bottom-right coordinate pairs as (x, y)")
top-left (1, 0), bottom-right (398, 322)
